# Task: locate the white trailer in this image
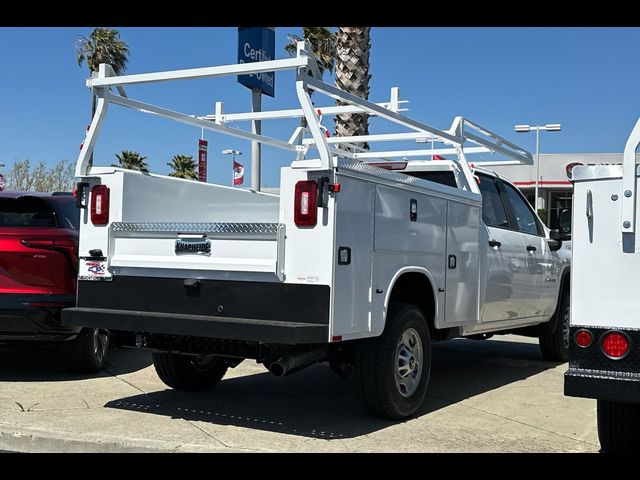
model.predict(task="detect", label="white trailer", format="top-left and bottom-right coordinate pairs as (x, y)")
top-left (564, 119), bottom-right (640, 452)
top-left (62, 42), bottom-right (571, 419)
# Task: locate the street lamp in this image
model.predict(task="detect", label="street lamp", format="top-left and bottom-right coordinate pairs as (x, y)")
top-left (514, 123), bottom-right (562, 210)
top-left (222, 149), bottom-right (242, 186)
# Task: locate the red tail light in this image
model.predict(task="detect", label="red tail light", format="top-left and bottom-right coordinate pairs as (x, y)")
top-left (601, 331), bottom-right (630, 359)
top-left (21, 237), bottom-right (55, 249)
top-left (91, 185), bottom-right (110, 225)
top-left (21, 234), bottom-right (78, 273)
top-left (294, 180), bottom-right (318, 227)
top-left (575, 329), bottom-right (593, 348)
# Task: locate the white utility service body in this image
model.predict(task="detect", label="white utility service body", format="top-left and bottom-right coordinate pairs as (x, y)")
top-left (62, 41), bottom-right (570, 419)
top-left (565, 119), bottom-right (640, 451)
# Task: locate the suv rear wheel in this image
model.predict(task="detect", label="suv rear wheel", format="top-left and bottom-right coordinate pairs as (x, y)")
top-left (61, 327), bottom-right (110, 373)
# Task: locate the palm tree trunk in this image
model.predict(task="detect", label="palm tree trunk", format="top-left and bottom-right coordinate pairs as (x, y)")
top-left (334, 27), bottom-right (372, 151)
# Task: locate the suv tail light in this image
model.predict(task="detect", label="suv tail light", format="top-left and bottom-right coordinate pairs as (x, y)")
top-left (294, 180), bottom-right (318, 227)
top-left (21, 234), bottom-right (79, 273)
top-left (601, 331), bottom-right (630, 359)
top-left (91, 185), bottom-right (110, 225)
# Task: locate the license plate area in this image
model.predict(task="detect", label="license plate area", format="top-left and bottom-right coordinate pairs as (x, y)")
top-left (78, 258), bottom-right (113, 281)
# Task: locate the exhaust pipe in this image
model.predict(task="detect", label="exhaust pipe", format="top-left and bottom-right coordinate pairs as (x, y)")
top-left (268, 348), bottom-right (327, 377)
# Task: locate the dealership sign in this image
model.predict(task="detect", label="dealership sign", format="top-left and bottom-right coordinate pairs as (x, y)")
top-left (237, 27), bottom-right (275, 97)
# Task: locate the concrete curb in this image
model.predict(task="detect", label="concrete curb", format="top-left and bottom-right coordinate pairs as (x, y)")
top-left (0, 424), bottom-right (249, 453)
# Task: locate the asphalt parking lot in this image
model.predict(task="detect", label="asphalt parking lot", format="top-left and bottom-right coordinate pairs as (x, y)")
top-left (0, 335), bottom-right (599, 453)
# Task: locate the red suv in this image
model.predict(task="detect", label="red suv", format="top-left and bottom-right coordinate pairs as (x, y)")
top-left (0, 191), bottom-right (109, 372)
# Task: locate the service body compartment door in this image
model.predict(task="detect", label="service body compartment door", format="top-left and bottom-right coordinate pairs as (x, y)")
top-left (331, 176), bottom-right (375, 337)
top-left (444, 200), bottom-right (481, 325)
top-left (371, 185), bottom-right (447, 334)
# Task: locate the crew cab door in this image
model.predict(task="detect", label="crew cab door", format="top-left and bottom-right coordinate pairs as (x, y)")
top-left (498, 180), bottom-right (556, 319)
top-left (477, 174), bottom-right (528, 322)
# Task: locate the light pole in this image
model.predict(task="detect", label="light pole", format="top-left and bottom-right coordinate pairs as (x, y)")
top-left (222, 149), bottom-right (242, 186)
top-left (514, 123), bottom-right (562, 211)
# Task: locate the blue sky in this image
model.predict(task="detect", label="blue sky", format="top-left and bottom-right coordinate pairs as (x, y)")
top-left (1, 27), bottom-right (639, 188)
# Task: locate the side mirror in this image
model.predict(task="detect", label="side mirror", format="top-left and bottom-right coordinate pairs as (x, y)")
top-left (550, 228), bottom-right (571, 242)
top-left (558, 208), bottom-right (571, 235)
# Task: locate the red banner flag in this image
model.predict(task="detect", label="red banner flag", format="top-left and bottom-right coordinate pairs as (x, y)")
top-left (233, 160), bottom-right (244, 186)
top-left (198, 139), bottom-right (208, 182)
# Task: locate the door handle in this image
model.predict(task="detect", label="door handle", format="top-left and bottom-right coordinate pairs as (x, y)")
top-left (526, 245), bottom-right (537, 253)
top-left (488, 240), bottom-right (502, 248)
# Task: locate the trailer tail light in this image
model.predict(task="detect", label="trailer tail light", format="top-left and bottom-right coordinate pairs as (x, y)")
top-left (601, 331), bottom-right (630, 359)
top-left (575, 329), bottom-right (593, 348)
top-left (91, 185), bottom-right (110, 225)
top-left (294, 180), bottom-right (318, 227)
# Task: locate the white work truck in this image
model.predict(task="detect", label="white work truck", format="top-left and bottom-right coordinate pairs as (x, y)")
top-left (62, 42), bottom-right (571, 419)
top-left (564, 119), bottom-right (640, 452)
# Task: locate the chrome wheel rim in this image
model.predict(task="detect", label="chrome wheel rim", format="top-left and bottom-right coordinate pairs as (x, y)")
top-left (93, 328), bottom-right (109, 363)
top-left (394, 327), bottom-right (423, 398)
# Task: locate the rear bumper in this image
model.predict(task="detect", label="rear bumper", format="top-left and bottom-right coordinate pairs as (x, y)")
top-left (565, 368), bottom-right (640, 404)
top-left (62, 276), bottom-right (330, 345)
top-left (63, 307), bottom-right (328, 344)
top-left (0, 294), bottom-right (80, 342)
top-left (564, 325), bottom-right (640, 403)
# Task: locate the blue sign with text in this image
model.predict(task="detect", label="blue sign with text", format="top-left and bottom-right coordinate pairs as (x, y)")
top-left (237, 27), bottom-right (275, 97)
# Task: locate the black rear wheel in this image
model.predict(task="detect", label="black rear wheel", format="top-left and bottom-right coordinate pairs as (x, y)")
top-left (153, 351), bottom-right (229, 391)
top-left (355, 302), bottom-right (431, 419)
top-left (598, 399), bottom-right (640, 452)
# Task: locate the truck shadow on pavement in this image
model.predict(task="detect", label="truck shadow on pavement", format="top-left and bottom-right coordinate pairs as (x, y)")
top-left (105, 338), bottom-right (565, 440)
top-left (0, 345), bottom-right (152, 381)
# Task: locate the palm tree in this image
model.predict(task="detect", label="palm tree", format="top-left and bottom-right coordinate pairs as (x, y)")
top-left (112, 150), bottom-right (149, 172)
top-left (285, 27), bottom-right (336, 79)
top-left (334, 27), bottom-right (372, 150)
top-left (167, 154), bottom-right (198, 180)
top-left (76, 27), bottom-right (129, 76)
top-left (285, 27), bottom-right (336, 133)
top-left (76, 28), bottom-right (130, 167)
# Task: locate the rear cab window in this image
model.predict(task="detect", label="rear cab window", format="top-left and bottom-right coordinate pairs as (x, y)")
top-left (476, 174), bottom-right (510, 229)
top-left (0, 197), bottom-right (56, 228)
top-left (404, 171), bottom-right (458, 188)
top-left (500, 181), bottom-right (544, 236)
